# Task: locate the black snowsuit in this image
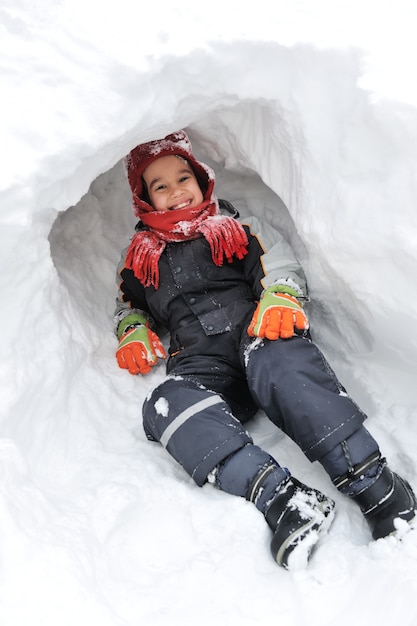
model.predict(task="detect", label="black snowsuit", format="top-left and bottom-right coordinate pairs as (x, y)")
top-left (115, 207), bottom-right (379, 513)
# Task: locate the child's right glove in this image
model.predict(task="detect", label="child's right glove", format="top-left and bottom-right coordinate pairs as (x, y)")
top-left (116, 313), bottom-right (166, 375)
top-left (248, 285), bottom-right (309, 340)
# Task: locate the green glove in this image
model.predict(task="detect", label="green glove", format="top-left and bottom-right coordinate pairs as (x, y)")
top-left (248, 285), bottom-right (309, 340)
top-left (116, 313), bottom-right (166, 375)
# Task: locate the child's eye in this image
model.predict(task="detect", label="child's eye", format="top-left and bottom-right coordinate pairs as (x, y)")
top-left (155, 184), bottom-right (166, 191)
top-left (179, 175), bottom-right (190, 183)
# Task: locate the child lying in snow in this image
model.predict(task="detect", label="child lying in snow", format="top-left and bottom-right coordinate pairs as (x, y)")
top-left (114, 130), bottom-right (416, 570)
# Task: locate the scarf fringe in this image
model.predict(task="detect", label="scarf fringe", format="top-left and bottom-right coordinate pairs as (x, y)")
top-left (198, 217), bottom-right (248, 265)
top-left (125, 231), bottom-right (166, 288)
top-left (125, 215), bottom-right (248, 289)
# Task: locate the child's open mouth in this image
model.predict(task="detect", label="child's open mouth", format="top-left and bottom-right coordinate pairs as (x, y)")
top-left (169, 199), bottom-right (192, 210)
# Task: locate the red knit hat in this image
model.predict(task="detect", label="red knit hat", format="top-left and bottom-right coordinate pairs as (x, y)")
top-left (125, 130), bottom-right (216, 216)
top-left (124, 130), bottom-right (249, 288)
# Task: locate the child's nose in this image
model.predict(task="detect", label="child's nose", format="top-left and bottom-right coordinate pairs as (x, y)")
top-left (171, 185), bottom-right (182, 197)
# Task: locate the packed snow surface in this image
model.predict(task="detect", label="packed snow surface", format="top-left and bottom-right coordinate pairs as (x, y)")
top-left (2, 1), bottom-right (417, 625)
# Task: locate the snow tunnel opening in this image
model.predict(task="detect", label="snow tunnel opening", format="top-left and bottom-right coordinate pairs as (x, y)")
top-left (48, 104), bottom-right (307, 340)
top-left (45, 110), bottom-right (318, 462)
top-left (46, 100), bottom-right (374, 414)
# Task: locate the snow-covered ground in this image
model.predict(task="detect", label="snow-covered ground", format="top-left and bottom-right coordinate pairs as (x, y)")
top-left (2, 1), bottom-right (417, 624)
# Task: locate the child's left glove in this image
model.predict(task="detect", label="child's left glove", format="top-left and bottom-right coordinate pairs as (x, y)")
top-left (248, 285), bottom-right (309, 340)
top-left (116, 313), bottom-right (166, 375)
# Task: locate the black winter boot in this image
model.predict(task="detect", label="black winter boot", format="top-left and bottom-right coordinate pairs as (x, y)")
top-left (354, 465), bottom-right (417, 539)
top-left (265, 477), bottom-right (335, 570)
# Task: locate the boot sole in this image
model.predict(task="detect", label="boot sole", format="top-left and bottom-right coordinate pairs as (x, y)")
top-left (368, 476), bottom-right (417, 540)
top-left (380, 506), bottom-right (417, 539)
top-left (273, 500), bottom-right (335, 570)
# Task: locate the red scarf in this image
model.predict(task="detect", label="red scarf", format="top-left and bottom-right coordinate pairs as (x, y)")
top-left (125, 199), bottom-right (248, 288)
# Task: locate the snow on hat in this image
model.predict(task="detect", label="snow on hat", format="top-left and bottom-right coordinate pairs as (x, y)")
top-left (125, 130), bottom-right (216, 216)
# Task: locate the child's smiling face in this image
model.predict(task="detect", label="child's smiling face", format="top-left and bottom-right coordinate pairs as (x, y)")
top-left (143, 154), bottom-right (204, 211)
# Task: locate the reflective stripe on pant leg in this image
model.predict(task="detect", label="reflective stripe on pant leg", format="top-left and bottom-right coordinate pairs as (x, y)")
top-left (143, 376), bottom-right (252, 486)
top-left (160, 394), bottom-right (223, 448)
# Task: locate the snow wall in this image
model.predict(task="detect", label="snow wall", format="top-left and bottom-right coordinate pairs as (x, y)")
top-left (3, 3), bottom-right (417, 624)
top-left (2, 0), bottom-right (417, 579)
top-left (4, 30), bottom-right (417, 415)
